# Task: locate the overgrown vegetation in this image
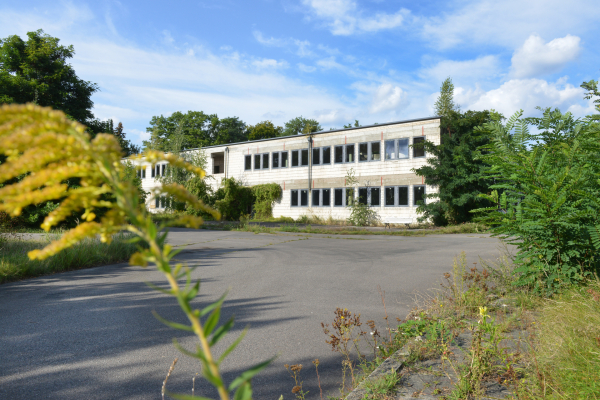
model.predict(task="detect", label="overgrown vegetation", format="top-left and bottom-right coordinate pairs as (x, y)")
top-left (474, 108), bottom-right (600, 294)
top-left (0, 232), bottom-right (139, 283)
top-left (0, 104), bottom-right (271, 399)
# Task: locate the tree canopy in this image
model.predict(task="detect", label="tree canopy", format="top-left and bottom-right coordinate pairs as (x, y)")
top-left (247, 120), bottom-right (283, 141)
top-left (0, 29), bottom-right (98, 124)
top-left (434, 77), bottom-right (459, 117)
top-left (283, 116), bottom-right (321, 136)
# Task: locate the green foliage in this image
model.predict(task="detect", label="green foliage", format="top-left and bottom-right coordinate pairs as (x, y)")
top-left (0, 30), bottom-right (98, 124)
top-left (343, 120), bottom-right (361, 128)
top-left (247, 120), bottom-right (283, 141)
top-left (144, 111), bottom-right (248, 151)
top-left (413, 110), bottom-right (500, 225)
top-left (251, 183), bottom-right (282, 219)
top-left (434, 77), bottom-right (459, 117)
top-left (214, 178), bottom-right (254, 221)
top-left (344, 168), bottom-right (379, 226)
top-left (87, 119), bottom-right (141, 156)
top-left (473, 108), bottom-right (600, 294)
top-left (581, 79), bottom-right (600, 116)
top-left (283, 116), bottom-right (322, 136)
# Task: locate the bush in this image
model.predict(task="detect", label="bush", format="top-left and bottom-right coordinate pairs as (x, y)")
top-left (214, 177), bottom-right (254, 220)
top-left (251, 183), bottom-right (282, 219)
top-left (474, 108), bottom-right (600, 294)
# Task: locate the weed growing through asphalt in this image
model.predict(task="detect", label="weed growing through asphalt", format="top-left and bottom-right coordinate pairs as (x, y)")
top-left (362, 369), bottom-right (400, 399)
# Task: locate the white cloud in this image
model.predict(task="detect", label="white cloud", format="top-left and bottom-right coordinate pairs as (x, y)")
top-left (312, 109), bottom-right (351, 125)
top-left (252, 58), bottom-right (288, 69)
top-left (369, 83), bottom-right (406, 113)
top-left (298, 63), bottom-right (316, 73)
top-left (420, 0), bottom-right (600, 49)
top-left (420, 55), bottom-right (501, 85)
top-left (316, 57), bottom-right (345, 70)
top-left (301, 0), bottom-right (407, 35)
top-left (462, 78), bottom-right (584, 117)
top-left (510, 34), bottom-right (581, 78)
top-left (161, 30), bottom-right (174, 45)
top-left (252, 30), bottom-right (313, 57)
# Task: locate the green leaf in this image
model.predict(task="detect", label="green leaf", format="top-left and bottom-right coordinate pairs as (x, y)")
top-left (152, 310), bottom-right (193, 332)
top-left (199, 290), bottom-right (228, 317)
top-left (229, 357), bottom-right (276, 391)
top-left (218, 328), bottom-right (247, 364)
top-left (233, 381), bottom-right (253, 400)
top-left (144, 281), bottom-right (174, 296)
top-left (210, 317), bottom-right (234, 347)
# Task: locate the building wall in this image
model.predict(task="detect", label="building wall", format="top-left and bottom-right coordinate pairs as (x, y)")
top-left (131, 117), bottom-right (440, 223)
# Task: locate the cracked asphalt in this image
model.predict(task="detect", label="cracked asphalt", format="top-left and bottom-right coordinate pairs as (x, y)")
top-left (0, 229), bottom-right (508, 399)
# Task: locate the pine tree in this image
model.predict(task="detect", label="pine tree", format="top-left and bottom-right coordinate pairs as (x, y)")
top-left (434, 77), bottom-right (459, 117)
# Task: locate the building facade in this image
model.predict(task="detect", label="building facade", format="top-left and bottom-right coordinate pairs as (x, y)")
top-left (134, 116), bottom-right (440, 223)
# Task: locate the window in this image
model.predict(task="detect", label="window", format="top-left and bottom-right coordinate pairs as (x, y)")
top-left (359, 143), bottom-right (368, 162)
top-left (153, 164), bottom-right (164, 178)
top-left (312, 190), bottom-right (320, 206)
top-left (292, 150), bottom-right (299, 167)
top-left (301, 149), bottom-right (309, 166)
top-left (322, 147), bottom-right (331, 164)
top-left (162, 164), bottom-right (166, 176)
top-left (370, 142), bottom-right (381, 161)
top-left (371, 187), bottom-right (380, 206)
top-left (357, 187), bottom-right (381, 206)
top-left (262, 153), bottom-right (269, 169)
top-left (214, 166), bottom-right (220, 174)
top-left (385, 140), bottom-right (396, 160)
top-left (398, 138), bottom-right (409, 159)
top-left (291, 190), bottom-right (309, 207)
top-left (137, 167), bottom-right (146, 179)
top-left (245, 155), bottom-right (252, 170)
top-left (359, 142), bottom-right (382, 162)
top-left (413, 185), bottom-right (426, 205)
top-left (345, 144), bottom-right (355, 163)
top-left (281, 151), bottom-right (289, 168)
top-left (300, 189), bottom-right (308, 206)
top-left (385, 187), bottom-right (395, 206)
top-left (399, 186), bottom-right (409, 206)
top-left (311, 189), bottom-right (331, 207)
top-left (384, 186), bottom-right (410, 206)
top-left (155, 196), bottom-right (168, 209)
top-left (322, 189), bottom-right (331, 206)
top-left (151, 165), bottom-right (155, 178)
top-left (254, 154), bottom-right (261, 170)
top-left (155, 196), bottom-right (159, 208)
top-left (272, 152), bottom-right (279, 168)
top-left (413, 137), bottom-right (426, 158)
top-left (312, 147), bottom-right (320, 165)
top-left (334, 146), bottom-right (344, 163)
top-left (334, 188), bottom-right (354, 206)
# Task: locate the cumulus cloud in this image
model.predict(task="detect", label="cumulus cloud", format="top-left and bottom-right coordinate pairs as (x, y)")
top-left (462, 78), bottom-right (584, 117)
top-left (301, 0), bottom-right (407, 35)
top-left (510, 34), bottom-right (581, 78)
top-left (370, 83), bottom-right (406, 113)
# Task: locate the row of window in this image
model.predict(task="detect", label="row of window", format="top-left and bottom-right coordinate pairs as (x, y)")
top-left (290, 185), bottom-right (426, 207)
top-left (245, 137), bottom-right (426, 171)
top-left (136, 164), bottom-right (167, 179)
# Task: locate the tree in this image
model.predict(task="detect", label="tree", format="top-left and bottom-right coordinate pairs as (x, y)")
top-left (413, 110), bottom-right (500, 225)
top-left (0, 29), bottom-right (98, 124)
top-left (343, 120), bottom-right (361, 128)
top-left (434, 77), bottom-right (459, 117)
top-left (211, 116), bottom-right (248, 144)
top-left (247, 120), bottom-right (283, 141)
top-left (283, 116), bottom-right (321, 136)
top-left (144, 111), bottom-right (214, 151)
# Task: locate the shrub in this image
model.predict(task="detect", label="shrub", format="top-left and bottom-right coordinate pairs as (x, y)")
top-left (474, 108), bottom-right (600, 294)
top-left (214, 177), bottom-right (254, 220)
top-left (251, 183), bottom-right (282, 219)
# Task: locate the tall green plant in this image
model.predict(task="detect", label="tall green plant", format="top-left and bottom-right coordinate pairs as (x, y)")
top-left (473, 108), bottom-right (600, 293)
top-left (251, 183), bottom-right (282, 219)
top-left (413, 110), bottom-right (500, 225)
top-left (0, 104), bottom-right (271, 399)
top-left (214, 178), bottom-right (254, 220)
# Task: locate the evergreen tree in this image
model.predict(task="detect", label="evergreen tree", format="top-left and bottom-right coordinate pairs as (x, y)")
top-left (413, 110), bottom-right (500, 225)
top-left (434, 77), bottom-right (459, 117)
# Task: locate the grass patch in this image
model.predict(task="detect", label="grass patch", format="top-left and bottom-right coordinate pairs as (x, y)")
top-left (0, 232), bottom-right (139, 284)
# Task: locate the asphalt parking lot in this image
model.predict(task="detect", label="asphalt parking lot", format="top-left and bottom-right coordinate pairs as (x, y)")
top-left (0, 229), bottom-right (508, 399)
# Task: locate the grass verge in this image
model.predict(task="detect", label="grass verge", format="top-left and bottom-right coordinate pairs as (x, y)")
top-left (0, 232), bottom-right (139, 284)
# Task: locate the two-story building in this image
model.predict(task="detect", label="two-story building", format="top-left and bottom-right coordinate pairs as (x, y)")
top-left (134, 116), bottom-right (440, 223)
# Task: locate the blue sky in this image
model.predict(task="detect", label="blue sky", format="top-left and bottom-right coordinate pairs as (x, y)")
top-left (2, 0), bottom-right (599, 146)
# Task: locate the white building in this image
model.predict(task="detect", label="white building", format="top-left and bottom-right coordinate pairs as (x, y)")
top-left (135, 116), bottom-right (440, 224)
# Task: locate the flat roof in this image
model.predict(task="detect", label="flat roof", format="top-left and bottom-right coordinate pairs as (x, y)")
top-left (127, 115), bottom-right (440, 158)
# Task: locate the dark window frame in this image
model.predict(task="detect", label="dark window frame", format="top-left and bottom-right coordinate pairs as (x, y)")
top-left (384, 185), bottom-right (410, 207)
top-left (333, 187), bottom-right (354, 207)
top-left (311, 188), bottom-right (331, 207)
top-left (290, 189), bottom-right (309, 207)
top-left (291, 150), bottom-right (301, 167)
top-left (413, 185), bottom-right (426, 206)
top-left (358, 141), bottom-right (382, 162)
top-left (412, 136), bottom-right (426, 158)
top-left (322, 146), bottom-right (331, 165)
top-left (244, 155), bottom-right (252, 171)
top-left (357, 187), bottom-right (382, 207)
